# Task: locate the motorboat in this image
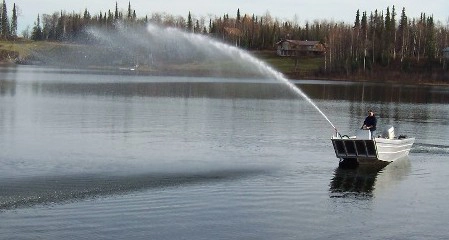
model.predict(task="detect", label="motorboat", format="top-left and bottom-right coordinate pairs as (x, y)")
top-left (331, 125), bottom-right (414, 165)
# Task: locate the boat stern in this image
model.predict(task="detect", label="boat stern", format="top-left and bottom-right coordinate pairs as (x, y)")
top-left (331, 137), bottom-right (379, 162)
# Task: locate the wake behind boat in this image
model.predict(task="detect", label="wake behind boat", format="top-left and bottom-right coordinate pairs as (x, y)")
top-left (331, 126), bottom-right (415, 166)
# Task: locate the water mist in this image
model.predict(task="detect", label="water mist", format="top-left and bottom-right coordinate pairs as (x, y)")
top-left (88, 23), bottom-right (337, 130)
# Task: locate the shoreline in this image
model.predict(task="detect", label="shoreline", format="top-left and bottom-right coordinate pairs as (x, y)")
top-left (1, 42), bottom-right (448, 87)
top-left (2, 60), bottom-right (449, 87)
top-left (290, 74), bottom-right (449, 87)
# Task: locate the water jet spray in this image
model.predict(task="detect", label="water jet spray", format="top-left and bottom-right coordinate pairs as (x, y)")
top-left (88, 23), bottom-right (338, 132)
top-left (162, 26), bottom-right (338, 132)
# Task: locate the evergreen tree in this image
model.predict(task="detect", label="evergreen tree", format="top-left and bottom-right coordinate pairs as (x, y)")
top-left (385, 7), bottom-right (391, 36)
top-left (108, 9), bottom-right (113, 26)
top-left (127, 1), bottom-right (132, 20)
top-left (31, 14), bottom-right (43, 40)
top-left (391, 6), bottom-right (397, 59)
top-left (361, 11), bottom-right (368, 70)
top-left (0, 3), bottom-right (2, 36)
top-left (114, 2), bottom-right (119, 20)
top-left (398, 7), bottom-right (408, 61)
top-left (425, 15), bottom-right (435, 59)
top-left (83, 9), bottom-right (91, 20)
top-left (208, 19), bottom-right (213, 33)
top-left (384, 7), bottom-right (393, 63)
top-left (55, 11), bottom-right (65, 40)
top-left (194, 19), bottom-right (200, 33)
top-left (187, 11), bottom-right (193, 32)
top-left (237, 8), bottom-right (241, 27)
top-left (353, 10), bottom-right (361, 62)
top-left (416, 13), bottom-right (426, 61)
top-left (354, 9), bottom-right (360, 28)
top-left (10, 3), bottom-right (17, 37)
top-left (1, 0), bottom-right (9, 38)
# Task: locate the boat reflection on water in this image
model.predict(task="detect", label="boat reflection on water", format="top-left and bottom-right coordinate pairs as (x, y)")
top-left (329, 157), bottom-right (411, 198)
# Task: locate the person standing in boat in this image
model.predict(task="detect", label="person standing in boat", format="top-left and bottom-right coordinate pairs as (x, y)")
top-left (362, 110), bottom-right (377, 135)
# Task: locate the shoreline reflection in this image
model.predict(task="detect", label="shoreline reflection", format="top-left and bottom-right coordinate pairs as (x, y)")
top-left (0, 80), bottom-right (16, 96)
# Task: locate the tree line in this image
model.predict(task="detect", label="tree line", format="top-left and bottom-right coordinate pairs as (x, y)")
top-left (8, 1), bottom-right (449, 73)
top-left (0, 0), bottom-right (18, 39)
top-left (325, 7), bottom-right (449, 74)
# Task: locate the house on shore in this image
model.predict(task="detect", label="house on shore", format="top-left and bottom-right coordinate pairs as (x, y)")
top-left (275, 40), bottom-right (325, 57)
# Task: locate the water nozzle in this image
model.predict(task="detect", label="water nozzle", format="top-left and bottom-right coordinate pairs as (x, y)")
top-left (333, 128), bottom-right (341, 138)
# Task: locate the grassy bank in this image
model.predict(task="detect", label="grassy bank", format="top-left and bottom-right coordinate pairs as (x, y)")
top-left (0, 40), bottom-right (325, 75)
top-left (0, 40), bottom-right (66, 64)
top-left (1, 40), bottom-right (448, 85)
top-left (252, 51), bottom-right (324, 78)
top-left (253, 50), bottom-right (449, 85)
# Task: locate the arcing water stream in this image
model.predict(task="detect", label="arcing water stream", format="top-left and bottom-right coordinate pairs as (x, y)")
top-left (89, 23), bottom-right (337, 130)
top-left (196, 33), bottom-right (338, 131)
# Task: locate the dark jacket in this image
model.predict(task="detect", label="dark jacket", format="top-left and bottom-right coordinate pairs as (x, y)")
top-left (364, 115), bottom-right (377, 131)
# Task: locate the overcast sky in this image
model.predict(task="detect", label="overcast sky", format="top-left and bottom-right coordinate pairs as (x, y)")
top-left (12, 0), bottom-right (449, 34)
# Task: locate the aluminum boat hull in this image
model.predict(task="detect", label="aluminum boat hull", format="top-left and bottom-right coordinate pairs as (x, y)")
top-left (331, 136), bottom-right (415, 163)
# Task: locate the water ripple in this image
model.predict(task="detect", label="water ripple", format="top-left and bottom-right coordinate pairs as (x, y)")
top-left (0, 169), bottom-right (265, 211)
top-left (411, 143), bottom-right (449, 154)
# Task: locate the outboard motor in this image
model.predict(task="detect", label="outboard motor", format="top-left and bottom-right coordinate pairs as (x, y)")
top-left (381, 125), bottom-right (395, 139)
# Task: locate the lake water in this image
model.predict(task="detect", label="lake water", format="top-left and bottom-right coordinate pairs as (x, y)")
top-left (1, 65), bottom-right (449, 239)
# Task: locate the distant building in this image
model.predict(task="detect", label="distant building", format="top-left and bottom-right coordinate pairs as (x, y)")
top-left (275, 39), bottom-right (325, 57)
top-left (443, 47), bottom-right (449, 59)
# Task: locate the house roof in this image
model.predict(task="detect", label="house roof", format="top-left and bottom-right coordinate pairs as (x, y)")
top-left (275, 39), bottom-right (320, 46)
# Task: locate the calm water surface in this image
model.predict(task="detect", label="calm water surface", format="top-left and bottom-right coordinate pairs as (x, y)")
top-left (1, 65), bottom-right (449, 239)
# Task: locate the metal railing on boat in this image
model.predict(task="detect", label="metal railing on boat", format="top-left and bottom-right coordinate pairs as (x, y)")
top-left (332, 139), bottom-right (378, 159)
